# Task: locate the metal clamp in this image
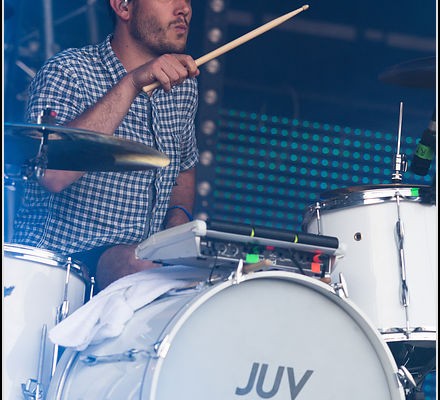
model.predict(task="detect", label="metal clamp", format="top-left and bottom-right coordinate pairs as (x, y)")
top-left (80, 348), bottom-right (148, 366)
top-left (332, 272), bottom-right (349, 299)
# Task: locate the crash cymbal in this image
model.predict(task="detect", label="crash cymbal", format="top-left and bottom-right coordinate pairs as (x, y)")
top-left (4, 122), bottom-right (170, 172)
top-left (379, 56), bottom-right (436, 89)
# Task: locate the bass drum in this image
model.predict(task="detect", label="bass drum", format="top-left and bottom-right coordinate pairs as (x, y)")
top-left (47, 271), bottom-right (405, 399)
top-left (302, 184), bottom-right (437, 383)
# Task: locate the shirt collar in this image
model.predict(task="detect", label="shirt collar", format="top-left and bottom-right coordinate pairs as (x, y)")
top-left (99, 34), bottom-right (127, 84)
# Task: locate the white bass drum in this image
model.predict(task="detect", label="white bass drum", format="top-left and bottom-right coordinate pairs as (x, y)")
top-left (47, 271), bottom-right (405, 399)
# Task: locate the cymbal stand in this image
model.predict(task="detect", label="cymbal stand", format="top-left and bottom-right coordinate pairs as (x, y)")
top-left (22, 108), bottom-right (57, 179)
top-left (391, 101), bottom-right (408, 183)
top-left (21, 136), bottom-right (48, 180)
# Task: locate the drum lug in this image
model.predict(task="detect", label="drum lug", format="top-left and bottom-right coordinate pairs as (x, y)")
top-left (21, 379), bottom-right (44, 400)
top-left (331, 272), bottom-right (349, 299)
top-left (154, 335), bottom-right (173, 358)
top-left (227, 259), bottom-right (245, 284)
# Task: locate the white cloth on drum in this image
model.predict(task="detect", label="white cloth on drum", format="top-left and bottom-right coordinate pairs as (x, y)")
top-left (49, 265), bottom-right (211, 351)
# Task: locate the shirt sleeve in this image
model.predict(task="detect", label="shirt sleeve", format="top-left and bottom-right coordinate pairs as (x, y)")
top-left (26, 54), bottom-right (88, 125)
top-left (177, 77), bottom-right (199, 172)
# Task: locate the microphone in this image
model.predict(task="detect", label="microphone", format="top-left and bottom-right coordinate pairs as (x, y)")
top-left (410, 111), bottom-right (436, 176)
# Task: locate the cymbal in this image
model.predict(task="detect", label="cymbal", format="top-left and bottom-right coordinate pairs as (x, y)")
top-left (379, 56), bottom-right (436, 89)
top-left (4, 122), bottom-right (170, 172)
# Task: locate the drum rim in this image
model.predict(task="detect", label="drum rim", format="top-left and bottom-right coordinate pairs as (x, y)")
top-left (301, 184), bottom-right (435, 229)
top-left (3, 243), bottom-right (91, 282)
top-left (319, 184), bottom-right (432, 199)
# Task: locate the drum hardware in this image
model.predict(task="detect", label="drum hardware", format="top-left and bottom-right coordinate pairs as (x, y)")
top-left (227, 258), bottom-right (249, 285)
top-left (391, 102), bottom-right (408, 183)
top-left (51, 257), bottom-right (74, 378)
top-left (331, 272), bottom-right (349, 299)
top-left (389, 340), bottom-right (436, 388)
top-left (394, 193), bottom-right (411, 338)
top-left (57, 257), bottom-right (73, 323)
top-left (21, 325), bottom-right (48, 400)
top-left (397, 365), bottom-right (417, 392)
top-left (80, 348), bottom-right (150, 366)
top-left (88, 277), bottom-right (96, 300)
top-left (26, 108), bottom-right (56, 178)
top-left (312, 201), bottom-right (323, 235)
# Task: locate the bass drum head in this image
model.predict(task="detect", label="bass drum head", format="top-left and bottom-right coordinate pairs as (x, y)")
top-left (48, 272), bottom-right (405, 400)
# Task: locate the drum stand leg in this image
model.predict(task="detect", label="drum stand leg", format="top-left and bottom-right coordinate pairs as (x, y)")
top-left (21, 325), bottom-right (47, 400)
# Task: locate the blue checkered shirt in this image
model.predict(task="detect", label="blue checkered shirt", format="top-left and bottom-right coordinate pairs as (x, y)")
top-left (12, 34), bottom-right (199, 255)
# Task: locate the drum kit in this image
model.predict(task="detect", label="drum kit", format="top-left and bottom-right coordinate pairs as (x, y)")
top-left (2, 57), bottom-right (436, 399)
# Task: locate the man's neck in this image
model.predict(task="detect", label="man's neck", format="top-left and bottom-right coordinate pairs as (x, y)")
top-left (111, 27), bottom-right (156, 72)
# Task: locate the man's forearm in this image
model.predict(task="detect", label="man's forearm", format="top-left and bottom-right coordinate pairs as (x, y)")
top-left (165, 167), bottom-right (196, 227)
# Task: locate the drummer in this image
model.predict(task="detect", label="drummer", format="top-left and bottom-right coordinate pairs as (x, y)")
top-left (11, 0), bottom-right (200, 292)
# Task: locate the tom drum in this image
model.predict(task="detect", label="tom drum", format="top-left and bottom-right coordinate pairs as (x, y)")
top-left (302, 184), bottom-right (437, 381)
top-left (3, 243), bottom-right (92, 400)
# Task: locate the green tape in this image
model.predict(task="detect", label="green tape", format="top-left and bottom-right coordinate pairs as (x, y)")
top-left (410, 188), bottom-right (420, 197)
top-left (246, 254), bottom-right (260, 263)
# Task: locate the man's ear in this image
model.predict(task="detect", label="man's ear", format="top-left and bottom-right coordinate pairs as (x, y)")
top-left (109, 0), bottom-right (130, 19)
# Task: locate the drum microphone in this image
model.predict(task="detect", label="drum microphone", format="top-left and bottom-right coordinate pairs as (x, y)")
top-left (410, 111), bottom-right (436, 176)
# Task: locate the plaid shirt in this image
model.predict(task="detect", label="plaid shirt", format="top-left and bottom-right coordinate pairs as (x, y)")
top-left (12, 34), bottom-right (199, 255)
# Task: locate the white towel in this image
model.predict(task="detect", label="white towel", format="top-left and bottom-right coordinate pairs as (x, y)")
top-left (49, 265), bottom-right (212, 351)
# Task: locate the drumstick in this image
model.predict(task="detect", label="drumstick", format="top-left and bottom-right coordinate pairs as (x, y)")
top-left (142, 4), bottom-right (310, 93)
top-left (243, 258), bottom-right (273, 274)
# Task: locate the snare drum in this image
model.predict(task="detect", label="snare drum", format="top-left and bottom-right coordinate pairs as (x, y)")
top-left (303, 185), bottom-right (437, 379)
top-left (47, 271), bottom-right (405, 399)
top-left (3, 244), bottom-right (92, 400)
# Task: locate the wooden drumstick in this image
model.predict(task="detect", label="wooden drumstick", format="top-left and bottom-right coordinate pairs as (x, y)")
top-left (243, 258), bottom-right (273, 274)
top-left (142, 4), bottom-right (310, 93)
